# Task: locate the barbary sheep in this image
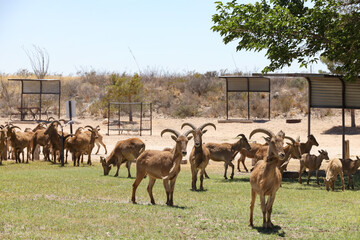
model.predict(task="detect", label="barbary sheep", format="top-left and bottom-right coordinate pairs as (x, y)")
top-left (131, 128), bottom-right (192, 206)
top-left (324, 158), bottom-right (345, 191)
top-left (100, 138), bottom-right (145, 178)
top-left (299, 150), bottom-right (329, 185)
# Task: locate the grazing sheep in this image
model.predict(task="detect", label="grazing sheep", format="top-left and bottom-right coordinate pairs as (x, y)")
top-left (131, 128), bottom-right (192, 206)
top-left (249, 128), bottom-right (286, 229)
top-left (181, 122), bottom-right (216, 191)
top-left (205, 134), bottom-right (251, 179)
top-left (324, 158), bottom-right (345, 191)
top-left (100, 138), bottom-right (145, 178)
top-left (340, 157), bottom-right (360, 190)
top-left (299, 150), bottom-right (329, 185)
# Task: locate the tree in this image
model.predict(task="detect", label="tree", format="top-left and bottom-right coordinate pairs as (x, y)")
top-left (106, 73), bottom-right (143, 121)
top-left (212, 0), bottom-right (360, 81)
top-left (24, 45), bottom-right (50, 79)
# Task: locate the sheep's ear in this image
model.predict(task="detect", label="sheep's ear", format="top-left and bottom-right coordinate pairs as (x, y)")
top-left (171, 135), bottom-right (177, 141)
top-left (357, 156), bottom-right (360, 160)
top-left (202, 130), bottom-right (207, 135)
top-left (318, 150), bottom-right (321, 154)
top-left (286, 142), bottom-right (292, 146)
top-left (187, 136), bottom-right (193, 141)
top-left (263, 137), bottom-right (270, 144)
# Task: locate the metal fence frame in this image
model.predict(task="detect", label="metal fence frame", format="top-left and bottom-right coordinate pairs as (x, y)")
top-left (220, 76), bottom-right (271, 120)
top-left (107, 102), bottom-right (152, 136)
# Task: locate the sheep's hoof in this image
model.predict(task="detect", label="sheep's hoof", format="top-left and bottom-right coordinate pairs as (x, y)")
top-left (224, 176), bottom-right (228, 180)
top-left (248, 223), bottom-right (254, 228)
top-left (114, 175), bottom-right (118, 177)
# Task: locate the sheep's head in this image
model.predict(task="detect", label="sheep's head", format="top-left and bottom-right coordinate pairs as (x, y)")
top-left (85, 125), bottom-right (99, 140)
top-left (161, 128), bottom-right (192, 157)
top-left (308, 134), bottom-right (319, 146)
top-left (285, 136), bottom-right (301, 159)
top-left (318, 150), bottom-right (329, 160)
top-left (181, 122), bottom-right (216, 148)
top-left (236, 134), bottom-right (251, 151)
top-left (250, 128), bottom-right (285, 161)
top-left (100, 156), bottom-right (111, 175)
top-left (7, 126), bottom-right (21, 137)
top-left (44, 120), bottom-right (62, 136)
top-left (324, 177), bottom-right (332, 191)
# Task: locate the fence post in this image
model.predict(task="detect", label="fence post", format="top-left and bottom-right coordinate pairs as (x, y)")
top-left (140, 102), bottom-right (143, 136)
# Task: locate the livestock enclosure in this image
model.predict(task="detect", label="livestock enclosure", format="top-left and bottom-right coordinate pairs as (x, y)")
top-left (0, 161), bottom-right (359, 239)
top-left (107, 102), bottom-right (152, 136)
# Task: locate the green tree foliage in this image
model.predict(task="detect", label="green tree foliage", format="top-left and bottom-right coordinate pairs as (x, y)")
top-left (212, 0), bottom-right (360, 81)
top-left (106, 73), bottom-right (142, 102)
top-left (105, 73), bottom-right (143, 121)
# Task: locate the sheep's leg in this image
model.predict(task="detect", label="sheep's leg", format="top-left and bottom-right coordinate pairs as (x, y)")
top-left (132, 170), bottom-right (146, 204)
top-left (249, 188), bottom-right (256, 227)
top-left (265, 194), bottom-right (276, 228)
top-left (260, 194), bottom-right (267, 228)
top-left (95, 142), bottom-right (101, 154)
top-left (307, 170), bottom-right (311, 185)
top-left (65, 149), bottom-right (68, 163)
top-left (229, 161), bottom-right (235, 179)
top-left (21, 150), bottom-right (25, 163)
top-left (163, 179), bottom-right (171, 206)
top-left (298, 165), bottom-right (304, 184)
top-left (350, 175), bottom-right (354, 190)
top-left (126, 161), bottom-right (132, 178)
top-left (204, 170), bottom-right (210, 179)
top-left (191, 164), bottom-right (198, 190)
top-left (87, 152), bottom-right (91, 165)
top-left (223, 162), bottom-right (228, 179)
top-left (199, 168), bottom-right (205, 191)
top-left (101, 141), bottom-right (107, 154)
top-left (147, 177), bottom-right (156, 205)
top-left (316, 170), bottom-right (319, 185)
top-left (168, 177), bottom-right (177, 206)
top-left (340, 172), bottom-right (345, 191)
top-left (114, 163), bottom-right (120, 177)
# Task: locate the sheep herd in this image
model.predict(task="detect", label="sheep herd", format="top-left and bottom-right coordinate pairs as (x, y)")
top-left (1, 120), bottom-right (360, 229)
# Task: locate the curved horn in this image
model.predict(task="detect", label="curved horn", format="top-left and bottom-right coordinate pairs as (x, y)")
top-left (47, 116), bottom-right (55, 121)
top-left (284, 136), bottom-right (295, 144)
top-left (199, 123), bottom-right (216, 131)
top-left (50, 120), bottom-right (62, 127)
top-left (96, 125), bottom-right (100, 130)
top-left (75, 127), bottom-right (84, 135)
top-left (237, 134), bottom-right (246, 138)
top-left (181, 123), bottom-right (196, 130)
top-left (10, 126), bottom-right (21, 131)
top-left (161, 129), bottom-right (180, 138)
top-left (249, 128), bottom-right (275, 139)
top-left (84, 125), bottom-right (94, 130)
top-left (184, 129), bottom-right (195, 137)
top-left (59, 119), bottom-right (67, 123)
top-left (0, 125), bottom-right (4, 129)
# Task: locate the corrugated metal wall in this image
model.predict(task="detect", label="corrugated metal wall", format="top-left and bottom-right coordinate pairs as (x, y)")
top-left (345, 79), bottom-right (360, 108)
top-left (310, 77), bottom-right (343, 108)
top-left (226, 77), bottom-right (269, 92)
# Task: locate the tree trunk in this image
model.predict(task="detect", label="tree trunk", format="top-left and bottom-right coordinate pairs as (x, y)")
top-left (351, 109), bottom-right (356, 128)
top-left (128, 95), bottom-right (133, 122)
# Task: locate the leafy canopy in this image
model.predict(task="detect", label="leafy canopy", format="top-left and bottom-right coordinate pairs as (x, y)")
top-left (105, 73), bottom-right (142, 102)
top-left (212, 0), bottom-right (360, 81)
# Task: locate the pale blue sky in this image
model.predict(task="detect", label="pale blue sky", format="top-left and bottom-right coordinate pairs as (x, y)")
top-left (0, 0), bottom-right (327, 76)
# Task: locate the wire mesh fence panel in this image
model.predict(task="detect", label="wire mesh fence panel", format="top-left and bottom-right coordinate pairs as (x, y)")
top-left (107, 102), bottom-right (152, 136)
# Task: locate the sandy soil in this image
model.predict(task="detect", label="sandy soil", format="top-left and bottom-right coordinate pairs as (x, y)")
top-left (4, 114), bottom-right (360, 175)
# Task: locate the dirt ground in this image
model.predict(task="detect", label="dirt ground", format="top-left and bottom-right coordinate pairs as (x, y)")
top-left (4, 114), bottom-right (360, 175)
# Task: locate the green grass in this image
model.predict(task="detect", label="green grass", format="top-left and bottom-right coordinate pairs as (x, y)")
top-left (0, 161), bottom-right (359, 240)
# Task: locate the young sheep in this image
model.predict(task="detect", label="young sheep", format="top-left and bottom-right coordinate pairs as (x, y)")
top-left (181, 122), bottom-right (216, 191)
top-left (340, 157), bottom-right (360, 190)
top-left (324, 158), bottom-right (345, 191)
top-left (249, 128), bottom-right (286, 229)
top-left (300, 134), bottom-right (319, 154)
top-left (299, 150), bottom-right (329, 185)
top-left (100, 138), bottom-right (145, 178)
top-left (131, 128), bottom-right (192, 206)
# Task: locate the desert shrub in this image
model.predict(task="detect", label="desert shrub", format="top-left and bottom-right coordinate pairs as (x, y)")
top-left (174, 104), bottom-right (199, 118)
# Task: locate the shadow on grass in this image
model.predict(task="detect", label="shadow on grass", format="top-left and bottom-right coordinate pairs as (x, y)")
top-left (215, 177), bottom-right (250, 183)
top-left (252, 225), bottom-right (286, 237)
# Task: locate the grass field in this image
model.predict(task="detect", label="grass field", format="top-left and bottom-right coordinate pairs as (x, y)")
top-left (0, 161), bottom-right (359, 239)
